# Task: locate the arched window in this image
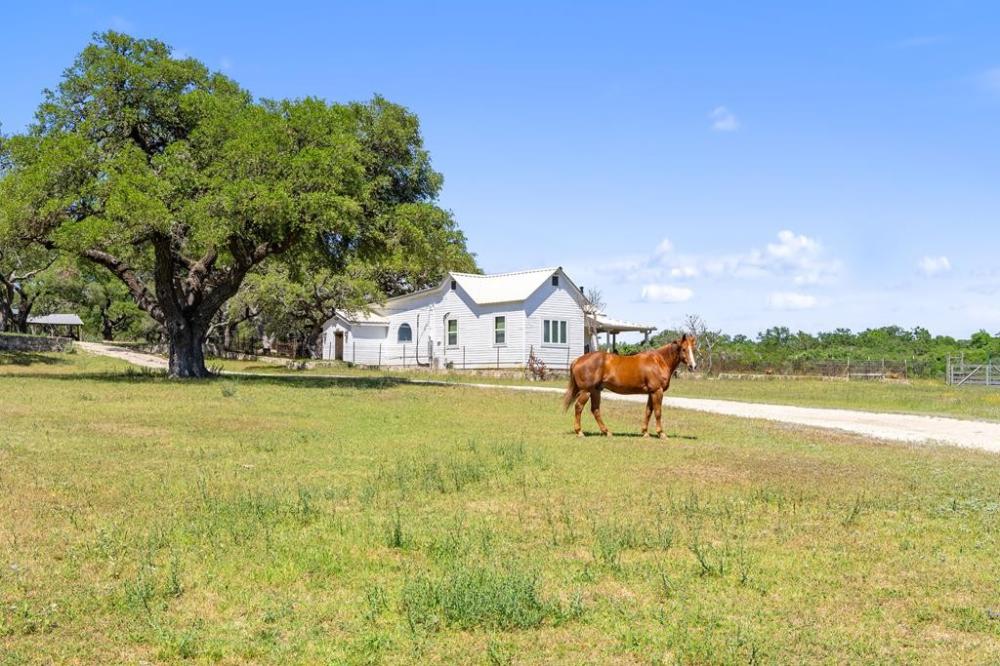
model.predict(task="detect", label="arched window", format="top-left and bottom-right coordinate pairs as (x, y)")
top-left (397, 323), bottom-right (412, 342)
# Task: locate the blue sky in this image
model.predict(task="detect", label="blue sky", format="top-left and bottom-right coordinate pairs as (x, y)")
top-left (4, 2), bottom-right (1000, 338)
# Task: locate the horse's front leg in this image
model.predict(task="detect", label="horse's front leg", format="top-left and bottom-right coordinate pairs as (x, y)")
top-left (642, 394), bottom-right (653, 437)
top-left (652, 389), bottom-right (666, 439)
top-left (590, 389), bottom-right (612, 437)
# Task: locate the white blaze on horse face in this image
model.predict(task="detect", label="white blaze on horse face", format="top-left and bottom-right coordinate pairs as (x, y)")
top-left (686, 344), bottom-right (697, 370)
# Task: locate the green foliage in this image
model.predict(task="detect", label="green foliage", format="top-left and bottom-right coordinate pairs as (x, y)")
top-left (612, 323), bottom-right (997, 377)
top-left (0, 31), bottom-right (473, 374)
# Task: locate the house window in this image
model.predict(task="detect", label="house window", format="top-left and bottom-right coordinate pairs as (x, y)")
top-left (451, 280), bottom-right (457, 290)
top-left (543, 319), bottom-right (568, 344)
top-left (494, 316), bottom-right (506, 345)
top-left (397, 323), bottom-right (412, 343)
top-left (447, 319), bottom-right (458, 346)
top-left (551, 275), bottom-right (559, 286)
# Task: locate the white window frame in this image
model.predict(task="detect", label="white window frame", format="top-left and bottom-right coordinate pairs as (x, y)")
top-left (447, 318), bottom-right (459, 347)
top-left (494, 316), bottom-right (506, 346)
top-left (542, 319), bottom-right (568, 345)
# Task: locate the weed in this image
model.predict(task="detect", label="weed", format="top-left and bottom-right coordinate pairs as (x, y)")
top-left (689, 533), bottom-right (728, 578)
top-left (387, 508), bottom-right (406, 549)
top-left (486, 638), bottom-right (514, 665)
top-left (842, 493), bottom-right (865, 527)
top-left (401, 563), bottom-right (556, 631)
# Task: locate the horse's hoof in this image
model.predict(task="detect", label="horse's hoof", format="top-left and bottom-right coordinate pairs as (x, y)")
top-left (605, 431), bottom-right (613, 438)
top-left (658, 432), bottom-right (667, 440)
top-left (642, 432), bottom-right (650, 439)
top-left (576, 432), bottom-right (584, 438)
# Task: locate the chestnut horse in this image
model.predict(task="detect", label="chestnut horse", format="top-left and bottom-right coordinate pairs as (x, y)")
top-left (562, 334), bottom-right (697, 438)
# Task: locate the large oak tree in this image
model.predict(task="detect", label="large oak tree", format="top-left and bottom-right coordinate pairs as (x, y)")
top-left (0, 32), bottom-right (457, 376)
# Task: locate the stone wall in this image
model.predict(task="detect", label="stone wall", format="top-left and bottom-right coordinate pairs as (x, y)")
top-left (0, 333), bottom-right (74, 352)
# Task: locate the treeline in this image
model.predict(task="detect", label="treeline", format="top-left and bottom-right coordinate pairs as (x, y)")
top-left (613, 323), bottom-right (1000, 378)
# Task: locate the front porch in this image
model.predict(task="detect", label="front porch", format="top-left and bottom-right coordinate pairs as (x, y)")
top-left (586, 312), bottom-right (656, 353)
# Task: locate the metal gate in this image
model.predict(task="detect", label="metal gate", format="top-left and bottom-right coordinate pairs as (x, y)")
top-left (947, 356), bottom-right (1000, 386)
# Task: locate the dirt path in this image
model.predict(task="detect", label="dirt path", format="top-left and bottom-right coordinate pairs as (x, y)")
top-left (75, 341), bottom-right (169, 369)
top-left (75, 343), bottom-right (1000, 453)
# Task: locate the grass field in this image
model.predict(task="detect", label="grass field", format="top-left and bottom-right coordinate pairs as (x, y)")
top-left (2, 350), bottom-right (999, 664)
top-left (213, 357), bottom-right (1000, 422)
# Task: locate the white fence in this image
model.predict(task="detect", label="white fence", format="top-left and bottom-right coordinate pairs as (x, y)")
top-left (345, 341), bottom-right (575, 371)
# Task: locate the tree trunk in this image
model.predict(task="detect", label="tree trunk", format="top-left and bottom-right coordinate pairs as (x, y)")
top-left (12, 297), bottom-right (33, 333)
top-left (167, 317), bottom-right (210, 378)
top-left (101, 314), bottom-right (114, 340)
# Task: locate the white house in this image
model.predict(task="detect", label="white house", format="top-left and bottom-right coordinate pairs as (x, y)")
top-left (320, 267), bottom-right (655, 370)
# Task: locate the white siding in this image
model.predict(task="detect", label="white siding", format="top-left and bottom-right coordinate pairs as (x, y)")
top-left (523, 277), bottom-right (586, 370)
top-left (321, 269), bottom-right (587, 370)
top-left (434, 285), bottom-right (527, 369)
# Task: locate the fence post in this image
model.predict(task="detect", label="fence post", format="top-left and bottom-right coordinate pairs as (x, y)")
top-left (403, 344), bottom-right (406, 368)
top-left (353, 340), bottom-right (356, 363)
top-left (378, 344), bottom-right (382, 369)
top-left (497, 346), bottom-right (500, 369)
top-left (988, 357), bottom-right (992, 386)
top-left (463, 346), bottom-right (466, 370)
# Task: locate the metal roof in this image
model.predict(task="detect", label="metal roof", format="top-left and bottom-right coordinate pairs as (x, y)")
top-left (588, 313), bottom-right (656, 334)
top-left (27, 314), bottom-right (84, 326)
top-left (450, 267), bottom-right (561, 305)
top-left (331, 310), bottom-right (389, 326)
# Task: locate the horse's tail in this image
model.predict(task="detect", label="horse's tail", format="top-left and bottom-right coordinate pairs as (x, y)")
top-left (562, 367), bottom-right (580, 412)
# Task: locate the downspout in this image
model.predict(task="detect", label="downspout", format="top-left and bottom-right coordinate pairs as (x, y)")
top-left (415, 311), bottom-right (429, 366)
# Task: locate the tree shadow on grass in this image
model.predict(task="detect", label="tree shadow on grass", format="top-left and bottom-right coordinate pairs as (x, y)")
top-left (0, 369), bottom-right (411, 391)
top-left (0, 351), bottom-right (70, 366)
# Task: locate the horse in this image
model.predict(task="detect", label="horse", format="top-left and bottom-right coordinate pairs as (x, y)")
top-left (562, 334), bottom-right (697, 438)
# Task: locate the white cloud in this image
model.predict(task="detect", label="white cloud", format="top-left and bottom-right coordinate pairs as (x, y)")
top-left (710, 106), bottom-right (739, 132)
top-left (593, 229), bottom-right (841, 289)
top-left (701, 230), bottom-right (840, 285)
top-left (669, 266), bottom-right (698, 278)
top-left (767, 230), bottom-right (818, 259)
top-left (767, 292), bottom-right (817, 310)
top-left (918, 255), bottom-right (951, 277)
top-left (641, 284), bottom-right (693, 303)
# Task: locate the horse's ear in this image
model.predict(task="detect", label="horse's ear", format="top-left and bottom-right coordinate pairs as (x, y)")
top-left (681, 333), bottom-right (688, 342)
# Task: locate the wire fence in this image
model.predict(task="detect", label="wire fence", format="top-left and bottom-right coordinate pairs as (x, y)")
top-left (946, 355), bottom-right (1000, 387)
top-left (709, 356), bottom-right (928, 380)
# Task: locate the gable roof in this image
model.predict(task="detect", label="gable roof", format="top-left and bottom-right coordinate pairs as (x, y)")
top-left (376, 266), bottom-right (587, 311)
top-left (330, 310), bottom-right (389, 326)
top-left (27, 314), bottom-right (83, 326)
top-left (450, 267), bottom-right (562, 305)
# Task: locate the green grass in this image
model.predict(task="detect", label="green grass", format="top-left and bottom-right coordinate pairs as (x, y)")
top-left (211, 356), bottom-right (1000, 422)
top-left (2, 351), bottom-right (998, 663)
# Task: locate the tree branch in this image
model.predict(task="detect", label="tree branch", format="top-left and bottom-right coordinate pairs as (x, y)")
top-left (81, 248), bottom-right (165, 323)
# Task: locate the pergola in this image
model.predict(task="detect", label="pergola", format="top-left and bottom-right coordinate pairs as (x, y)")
top-left (27, 314), bottom-right (84, 340)
top-left (587, 312), bottom-right (656, 353)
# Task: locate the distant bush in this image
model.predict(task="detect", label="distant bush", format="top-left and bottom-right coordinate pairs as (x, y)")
top-left (602, 325), bottom-right (999, 378)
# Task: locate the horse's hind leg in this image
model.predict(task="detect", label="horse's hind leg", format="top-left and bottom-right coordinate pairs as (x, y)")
top-left (641, 395), bottom-right (653, 437)
top-left (653, 389), bottom-right (665, 439)
top-left (590, 390), bottom-right (611, 437)
top-left (574, 391), bottom-right (590, 437)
